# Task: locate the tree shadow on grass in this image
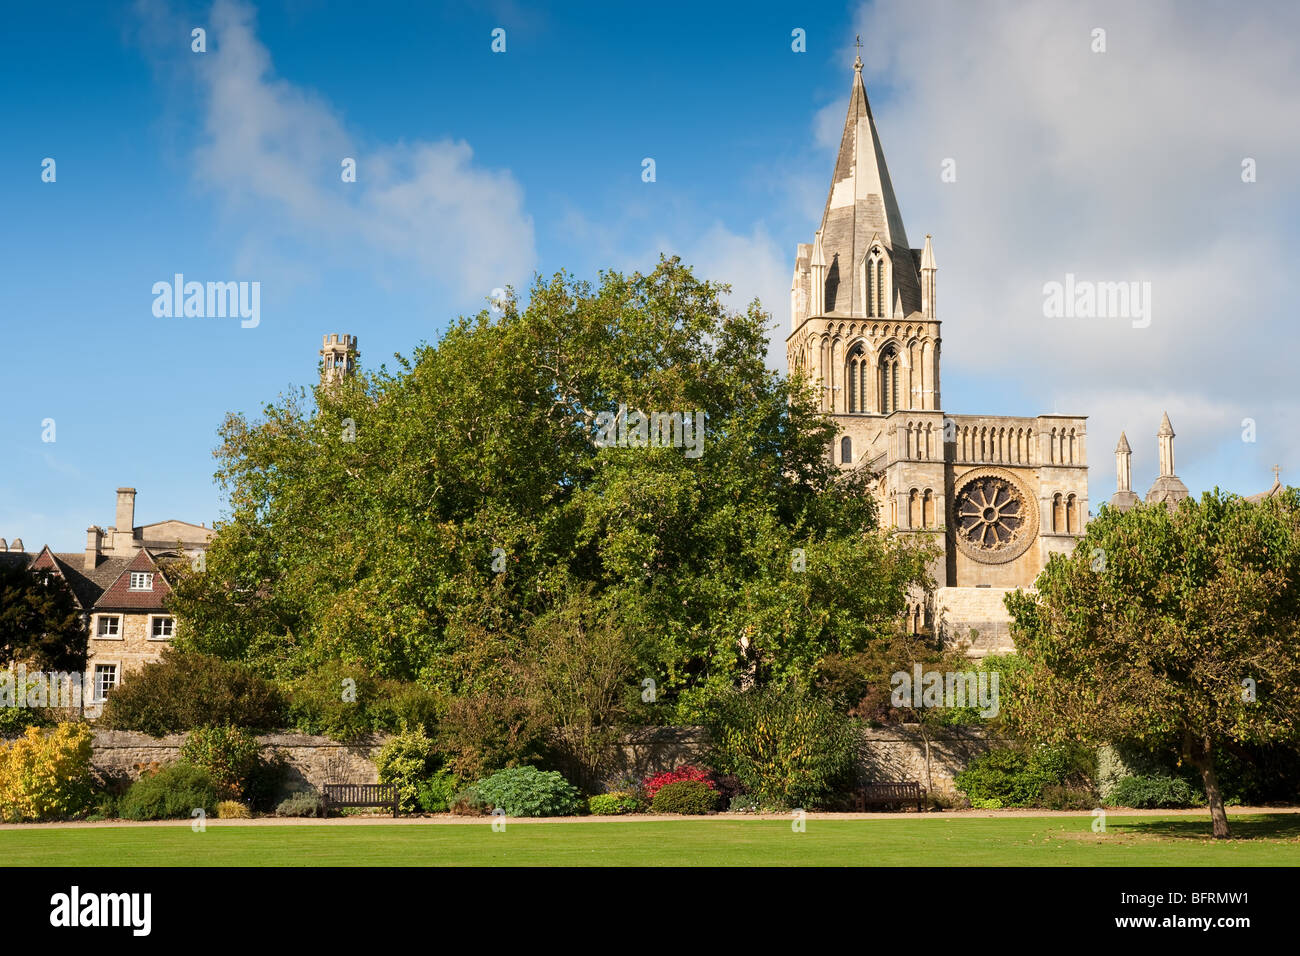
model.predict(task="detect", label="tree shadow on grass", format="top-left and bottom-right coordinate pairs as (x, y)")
top-left (1108, 814), bottom-right (1300, 842)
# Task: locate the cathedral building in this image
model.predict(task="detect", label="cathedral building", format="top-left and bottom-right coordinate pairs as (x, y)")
top-left (787, 57), bottom-right (1089, 653)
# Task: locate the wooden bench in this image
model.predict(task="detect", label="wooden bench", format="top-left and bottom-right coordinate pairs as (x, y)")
top-left (853, 781), bottom-right (926, 812)
top-left (321, 783), bottom-right (400, 817)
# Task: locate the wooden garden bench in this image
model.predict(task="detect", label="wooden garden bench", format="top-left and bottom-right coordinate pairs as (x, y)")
top-left (321, 783), bottom-right (400, 817)
top-left (853, 781), bottom-right (926, 812)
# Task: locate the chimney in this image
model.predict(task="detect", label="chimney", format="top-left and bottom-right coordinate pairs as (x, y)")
top-left (85, 526), bottom-right (103, 570)
top-left (115, 488), bottom-right (137, 537)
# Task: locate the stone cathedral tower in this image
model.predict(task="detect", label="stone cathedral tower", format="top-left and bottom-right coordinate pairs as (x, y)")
top-left (787, 57), bottom-right (1091, 654)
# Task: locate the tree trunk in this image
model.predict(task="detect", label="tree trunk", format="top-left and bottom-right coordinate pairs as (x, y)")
top-left (1185, 732), bottom-right (1230, 839)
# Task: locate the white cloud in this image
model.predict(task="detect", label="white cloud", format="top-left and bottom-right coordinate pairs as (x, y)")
top-left (178, 0), bottom-right (535, 300)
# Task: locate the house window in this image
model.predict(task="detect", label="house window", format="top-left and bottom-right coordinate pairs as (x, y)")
top-left (151, 616), bottom-right (175, 640)
top-left (840, 436), bottom-right (852, 463)
top-left (96, 615), bottom-right (121, 639)
top-left (129, 572), bottom-right (154, 591)
top-left (93, 664), bottom-right (118, 703)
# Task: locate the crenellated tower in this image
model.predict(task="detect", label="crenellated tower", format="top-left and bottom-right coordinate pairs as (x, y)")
top-left (320, 333), bottom-right (359, 386)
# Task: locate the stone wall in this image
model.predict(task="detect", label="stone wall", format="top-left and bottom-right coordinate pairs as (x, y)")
top-left (86, 725), bottom-right (1002, 799)
top-left (90, 730), bottom-right (386, 794)
top-left (858, 726), bottom-right (1009, 795)
top-left (602, 725), bottom-right (1004, 796)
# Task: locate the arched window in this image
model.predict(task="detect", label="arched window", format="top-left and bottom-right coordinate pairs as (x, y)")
top-left (845, 343), bottom-right (867, 413)
top-left (923, 489), bottom-right (935, 528)
top-left (909, 489), bottom-right (920, 529)
top-left (879, 345), bottom-right (900, 414)
top-left (1066, 493), bottom-right (1077, 533)
top-left (1052, 493), bottom-right (1064, 533)
top-left (840, 436), bottom-right (852, 464)
top-left (866, 247), bottom-right (887, 318)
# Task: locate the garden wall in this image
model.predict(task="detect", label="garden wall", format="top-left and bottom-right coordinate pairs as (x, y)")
top-left (602, 725), bottom-right (1007, 796)
top-left (89, 730), bottom-right (385, 793)
top-left (87, 725), bottom-right (1005, 797)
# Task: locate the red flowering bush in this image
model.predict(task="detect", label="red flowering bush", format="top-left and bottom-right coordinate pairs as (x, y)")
top-left (642, 765), bottom-right (715, 800)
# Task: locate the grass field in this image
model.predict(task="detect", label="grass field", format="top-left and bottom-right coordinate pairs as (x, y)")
top-left (1, 814), bottom-right (1297, 866)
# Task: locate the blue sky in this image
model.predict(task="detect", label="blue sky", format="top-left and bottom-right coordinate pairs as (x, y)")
top-left (3, 0), bottom-right (1298, 552)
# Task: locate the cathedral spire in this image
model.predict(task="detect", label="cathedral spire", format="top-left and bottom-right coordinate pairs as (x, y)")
top-left (814, 55), bottom-right (919, 318)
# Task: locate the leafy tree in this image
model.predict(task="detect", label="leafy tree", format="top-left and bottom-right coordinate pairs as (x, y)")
top-left (1005, 490), bottom-right (1300, 838)
top-left (168, 257), bottom-right (934, 719)
top-left (0, 561), bottom-right (85, 671)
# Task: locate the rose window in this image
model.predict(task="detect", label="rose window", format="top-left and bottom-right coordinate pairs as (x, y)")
top-left (955, 477), bottom-right (1025, 551)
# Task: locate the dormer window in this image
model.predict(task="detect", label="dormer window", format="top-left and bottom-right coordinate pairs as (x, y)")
top-left (129, 572), bottom-right (154, 591)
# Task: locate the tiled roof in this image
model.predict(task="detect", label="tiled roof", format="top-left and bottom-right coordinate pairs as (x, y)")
top-left (47, 552), bottom-right (136, 611)
top-left (92, 549), bottom-right (172, 611)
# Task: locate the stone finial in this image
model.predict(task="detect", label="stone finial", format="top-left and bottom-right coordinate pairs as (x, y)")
top-left (1110, 430), bottom-right (1140, 512)
top-left (1157, 411), bottom-right (1175, 477)
top-left (1115, 431), bottom-right (1133, 493)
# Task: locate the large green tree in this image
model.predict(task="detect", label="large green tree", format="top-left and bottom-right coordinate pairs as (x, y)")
top-left (169, 257), bottom-right (933, 718)
top-left (0, 561), bottom-right (85, 672)
top-left (1005, 490), bottom-right (1300, 837)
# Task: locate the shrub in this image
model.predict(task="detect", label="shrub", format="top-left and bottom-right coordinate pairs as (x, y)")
top-left (100, 649), bottom-right (284, 735)
top-left (244, 750), bottom-right (288, 813)
top-left (180, 725), bottom-right (262, 800)
top-left (416, 770), bottom-right (460, 813)
top-left (1106, 774), bottom-right (1198, 809)
top-left (119, 763), bottom-right (221, 820)
top-left (216, 800), bottom-right (251, 819)
top-left (376, 724), bottom-right (441, 813)
top-left (1041, 784), bottom-right (1097, 810)
top-left (1094, 743), bottom-right (1170, 800)
top-left (643, 765), bottom-right (715, 801)
top-left (468, 766), bottom-right (581, 817)
top-left (275, 789), bottom-right (324, 817)
top-left (438, 689), bottom-right (545, 782)
top-left (449, 788), bottom-right (488, 816)
top-left (588, 791), bottom-right (642, 815)
top-left (954, 745), bottom-right (1090, 808)
top-left (651, 779), bottom-right (719, 815)
top-left (705, 686), bottom-right (857, 808)
top-left (727, 793), bottom-right (788, 813)
top-left (0, 723), bottom-right (95, 822)
top-left (87, 792), bottom-right (119, 821)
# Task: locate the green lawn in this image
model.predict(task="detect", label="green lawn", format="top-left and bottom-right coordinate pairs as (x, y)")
top-left (1, 814), bottom-right (1297, 865)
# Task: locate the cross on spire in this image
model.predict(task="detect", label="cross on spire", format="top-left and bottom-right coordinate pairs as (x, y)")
top-left (1273, 464), bottom-right (1282, 483)
top-left (854, 35), bottom-right (863, 71)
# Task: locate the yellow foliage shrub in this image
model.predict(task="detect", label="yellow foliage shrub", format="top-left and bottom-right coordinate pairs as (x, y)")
top-left (216, 800), bottom-right (251, 819)
top-left (0, 722), bottom-right (95, 822)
